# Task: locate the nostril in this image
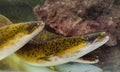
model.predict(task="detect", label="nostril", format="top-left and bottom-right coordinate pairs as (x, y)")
top-left (88, 36), bottom-right (97, 43)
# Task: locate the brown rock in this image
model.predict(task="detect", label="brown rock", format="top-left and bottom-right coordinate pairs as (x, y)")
top-left (33, 0), bottom-right (120, 46)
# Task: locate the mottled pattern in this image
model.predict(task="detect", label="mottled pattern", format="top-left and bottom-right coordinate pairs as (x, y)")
top-left (0, 14), bottom-right (63, 45)
top-left (16, 32), bottom-right (105, 64)
top-left (16, 36), bottom-right (86, 62)
top-left (0, 24), bottom-right (27, 49)
top-left (0, 21), bottom-right (44, 50)
top-left (0, 14), bottom-right (44, 50)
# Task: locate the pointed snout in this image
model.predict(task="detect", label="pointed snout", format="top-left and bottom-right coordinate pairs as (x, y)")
top-left (23, 21), bottom-right (45, 34)
top-left (76, 32), bottom-right (109, 58)
top-left (85, 32), bottom-right (108, 44)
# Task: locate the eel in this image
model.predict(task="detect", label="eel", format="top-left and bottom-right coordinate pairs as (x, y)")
top-left (16, 32), bottom-right (109, 66)
top-left (0, 14), bottom-right (45, 60)
top-left (0, 14), bottom-right (109, 67)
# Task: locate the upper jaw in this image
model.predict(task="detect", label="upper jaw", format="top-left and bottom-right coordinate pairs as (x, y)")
top-left (85, 32), bottom-right (109, 44)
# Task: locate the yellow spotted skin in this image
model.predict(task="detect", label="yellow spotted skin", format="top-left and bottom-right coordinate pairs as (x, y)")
top-left (0, 24), bottom-right (26, 48)
top-left (0, 14), bottom-right (44, 51)
top-left (16, 36), bottom-right (87, 62)
top-left (0, 22), bottom-right (43, 50)
top-left (0, 14), bottom-right (107, 66)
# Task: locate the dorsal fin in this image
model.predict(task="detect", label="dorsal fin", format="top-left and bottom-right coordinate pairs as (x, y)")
top-left (0, 14), bottom-right (13, 27)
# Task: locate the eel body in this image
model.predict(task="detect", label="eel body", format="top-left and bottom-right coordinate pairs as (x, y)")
top-left (16, 32), bottom-right (109, 66)
top-left (0, 14), bottom-right (45, 60)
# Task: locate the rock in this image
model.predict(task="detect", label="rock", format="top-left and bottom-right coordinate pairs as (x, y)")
top-left (33, 0), bottom-right (120, 46)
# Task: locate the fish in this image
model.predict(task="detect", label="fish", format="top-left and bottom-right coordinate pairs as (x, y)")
top-left (0, 14), bottom-right (45, 60)
top-left (0, 14), bottom-right (63, 44)
top-left (16, 32), bottom-right (109, 66)
top-left (0, 14), bottom-right (109, 67)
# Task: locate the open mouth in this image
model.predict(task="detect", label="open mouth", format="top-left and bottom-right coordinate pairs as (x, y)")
top-left (76, 32), bottom-right (109, 59)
